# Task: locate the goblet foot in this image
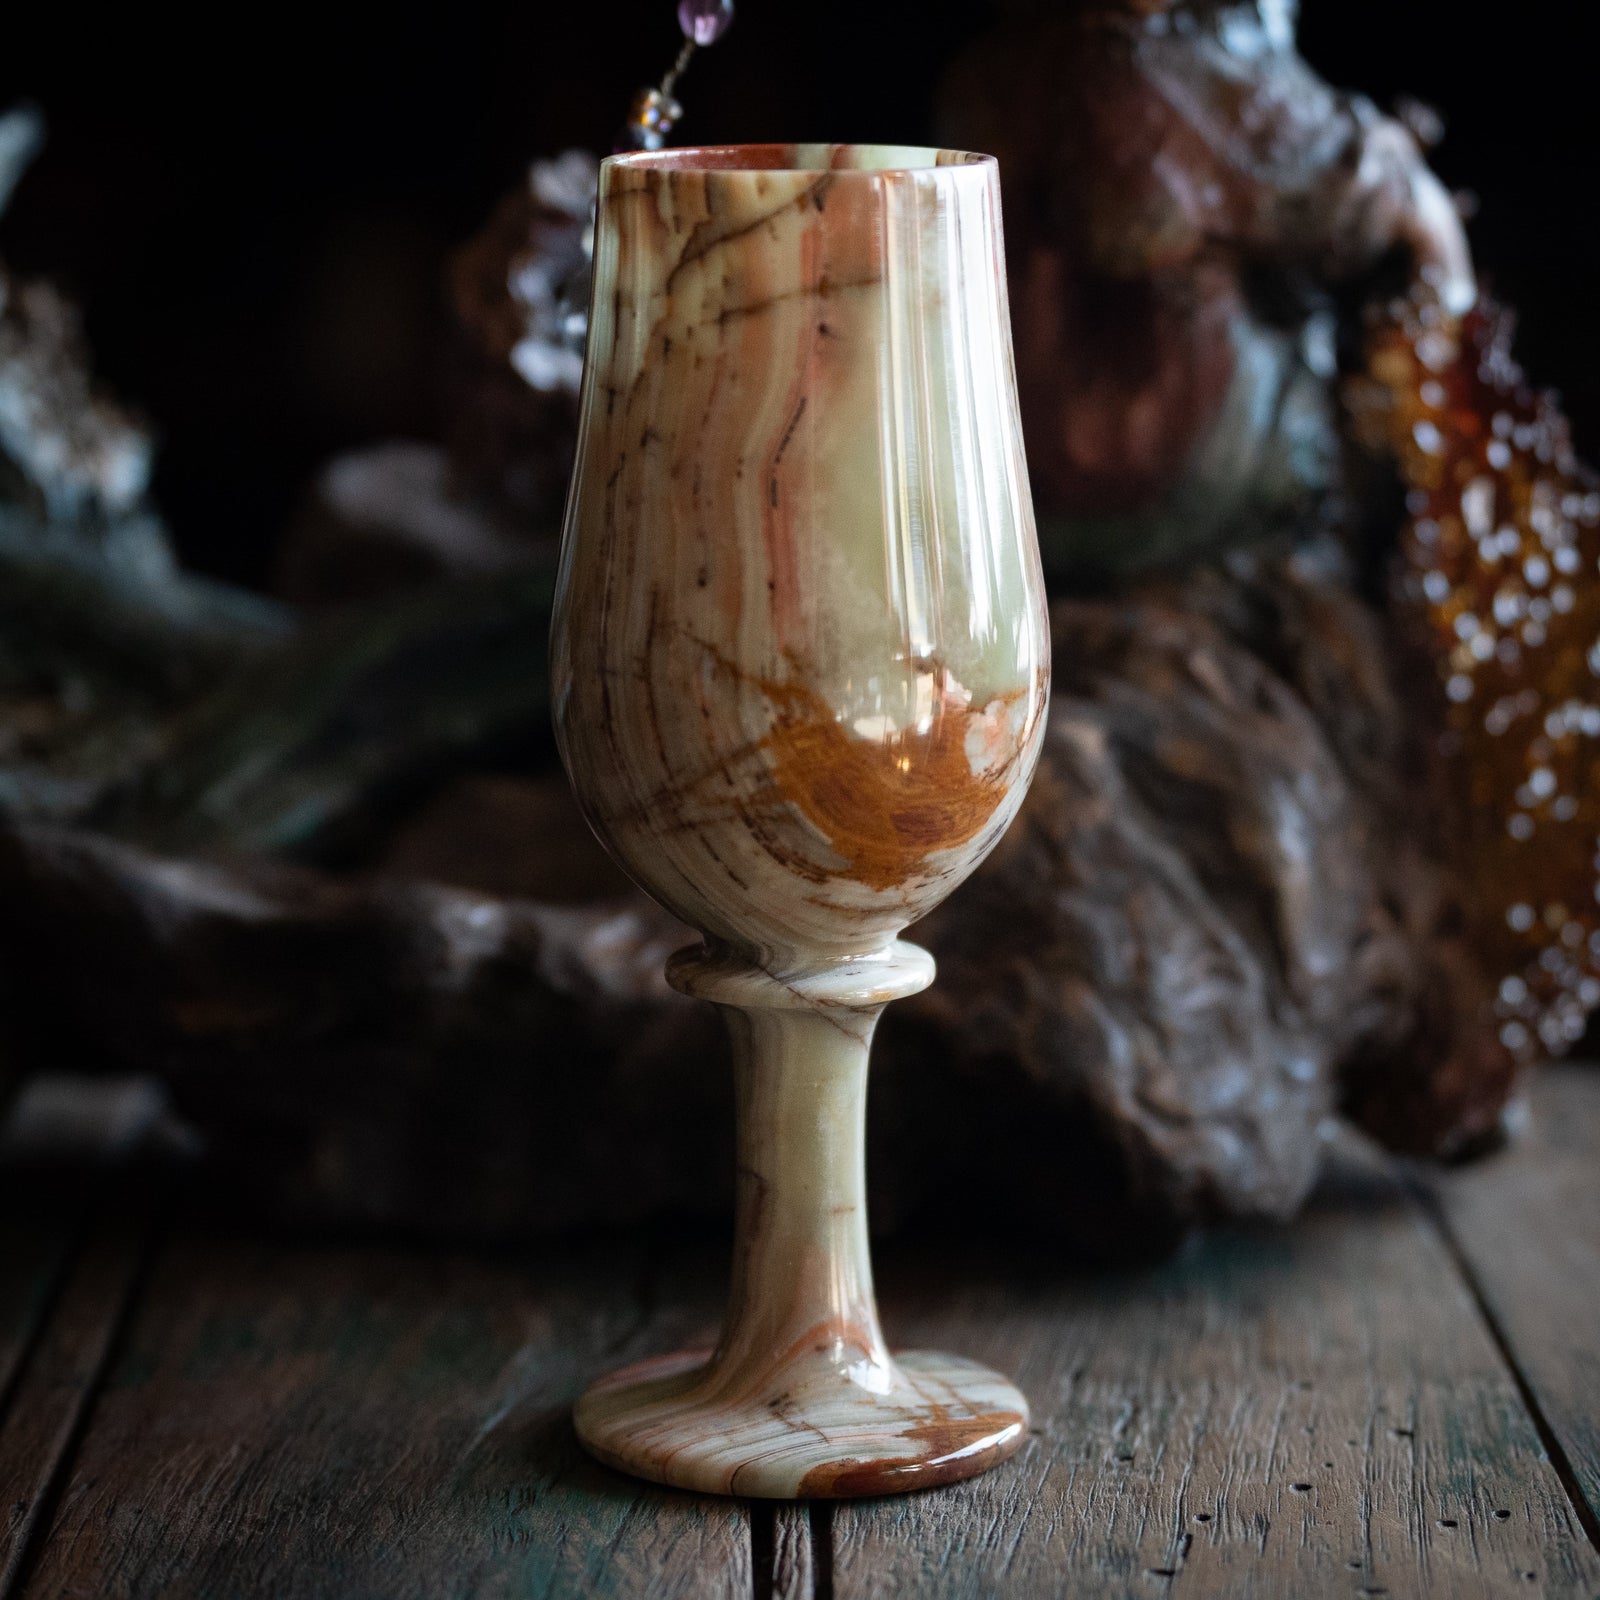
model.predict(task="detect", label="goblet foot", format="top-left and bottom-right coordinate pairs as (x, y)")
top-left (574, 1348), bottom-right (1029, 1498)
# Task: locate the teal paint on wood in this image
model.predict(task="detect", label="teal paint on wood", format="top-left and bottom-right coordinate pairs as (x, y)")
top-left (833, 1141), bottom-right (1600, 1599)
top-left (17, 1236), bottom-right (750, 1600)
top-left (1428, 1066), bottom-right (1600, 1534)
top-left (6, 1079), bottom-right (1600, 1597)
top-left (0, 1208), bottom-right (148, 1596)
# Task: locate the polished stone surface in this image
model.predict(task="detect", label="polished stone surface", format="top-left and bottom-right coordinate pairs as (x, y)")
top-left (552, 143), bottom-right (1048, 1498)
top-left (551, 142), bottom-right (1049, 971)
top-left (577, 1348), bottom-right (1028, 1499)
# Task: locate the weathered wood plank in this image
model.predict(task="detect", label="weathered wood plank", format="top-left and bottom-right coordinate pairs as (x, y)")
top-left (0, 1208), bottom-right (149, 1595)
top-left (0, 1198), bottom-right (80, 1426)
top-left (0, 1080), bottom-right (177, 1591)
top-left (17, 1232), bottom-right (751, 1600)
top-left (1426, 1065), bottom-right (1600, 1532)
top-left (0, 1078), bottom-right (170, 1428)
top-left (834, 1142), bottom-right (1600, 1598)
top-left (771, 1503), bottom-right (816, 1600)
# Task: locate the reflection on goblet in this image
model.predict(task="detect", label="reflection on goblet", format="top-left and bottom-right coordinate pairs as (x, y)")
top-left (550, 143), bottom-right (1050, 1498)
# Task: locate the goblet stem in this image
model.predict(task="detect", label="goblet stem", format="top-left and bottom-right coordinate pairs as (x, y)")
top-left (572, 942), bottom-right (1030, 1498)
top-left (687, 946), bottom-right (921, 1397)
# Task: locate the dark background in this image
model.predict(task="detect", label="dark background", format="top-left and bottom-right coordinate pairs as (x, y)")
top-left (1, 2), bottom-right (1596, 586)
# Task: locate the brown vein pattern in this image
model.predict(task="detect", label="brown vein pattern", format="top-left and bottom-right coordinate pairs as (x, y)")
top-left (551, 143), bottom-right (1050, 970)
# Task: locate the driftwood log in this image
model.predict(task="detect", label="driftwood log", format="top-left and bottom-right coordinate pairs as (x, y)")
top-left (0, 555), bottom-right (1509, 1257)
top-left (0, 0), bottom-right (1543, 1258)
top-left (936, 0), bottom-right (1474, 577)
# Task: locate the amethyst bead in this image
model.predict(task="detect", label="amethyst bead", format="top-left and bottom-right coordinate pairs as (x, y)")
top-left (677, 0), bottom-right (734, 46)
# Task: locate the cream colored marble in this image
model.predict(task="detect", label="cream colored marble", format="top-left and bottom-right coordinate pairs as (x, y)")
top-left (551, 144), bottom-right (1047, 1498)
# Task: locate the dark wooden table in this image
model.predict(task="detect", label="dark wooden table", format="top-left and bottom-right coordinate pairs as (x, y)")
top-left (0, 1068), bottom-right (1596, 1599)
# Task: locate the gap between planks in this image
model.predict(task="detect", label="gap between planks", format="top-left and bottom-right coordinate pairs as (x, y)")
top-left (1415, 1064), bottom-right (1600, 1551)
top-left (0, 1197), bottom-right (159, 1599)
top-left (2, 1074), bottom-right (1596, 1599)
top-left (747, 1077), bottom-right (1600, 1600)
top-left (13, 1230), bottom-right (752, 1599)
top-left (828, 1127), bottom-right (1600, 1599)
top-left (1409, 1172), bottom-right (1600, 1557)
top-left (750, 1501), bottom-right (828, 1600)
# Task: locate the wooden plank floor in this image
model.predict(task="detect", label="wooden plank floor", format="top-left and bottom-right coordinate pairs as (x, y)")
top-left (1425, 1071), bottom-right (1600, 1539)
top-left (0, 1070), bottom-right (1595, 1598)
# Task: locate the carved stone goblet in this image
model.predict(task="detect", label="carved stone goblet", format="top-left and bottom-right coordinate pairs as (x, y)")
top-left (550, 144), bottom-right (1050, 1498)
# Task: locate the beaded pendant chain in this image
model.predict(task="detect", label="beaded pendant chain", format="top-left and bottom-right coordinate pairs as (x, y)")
top-left (505, 2), bottom-right (736, 397)
top-left (618, 0), bottom-right (737, 151)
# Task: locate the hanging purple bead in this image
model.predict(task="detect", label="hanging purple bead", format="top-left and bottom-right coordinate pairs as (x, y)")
top-left (677, 0), bottom-right (734, 47)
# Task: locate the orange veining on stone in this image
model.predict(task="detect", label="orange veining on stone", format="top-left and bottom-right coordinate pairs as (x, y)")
top-left (794, 1408), bottom-right (1026, 1497)
top-left (759, 675), bottom-right (1029, 893)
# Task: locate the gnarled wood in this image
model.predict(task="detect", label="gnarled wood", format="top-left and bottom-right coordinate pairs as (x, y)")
top-left (0, 560), bottom-right (1514, 1258)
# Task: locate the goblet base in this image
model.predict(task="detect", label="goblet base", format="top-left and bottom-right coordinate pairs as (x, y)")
top-left (574, 1348), bottom-right (1029, 1499)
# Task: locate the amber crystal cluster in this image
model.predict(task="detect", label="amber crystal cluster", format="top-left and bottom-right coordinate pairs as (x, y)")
top-left (1365, 291), bottom-right (1600, 1060)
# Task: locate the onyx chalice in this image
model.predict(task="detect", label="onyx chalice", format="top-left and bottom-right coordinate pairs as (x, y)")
top-left (551, 144), bottom-right (1050, 1497)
